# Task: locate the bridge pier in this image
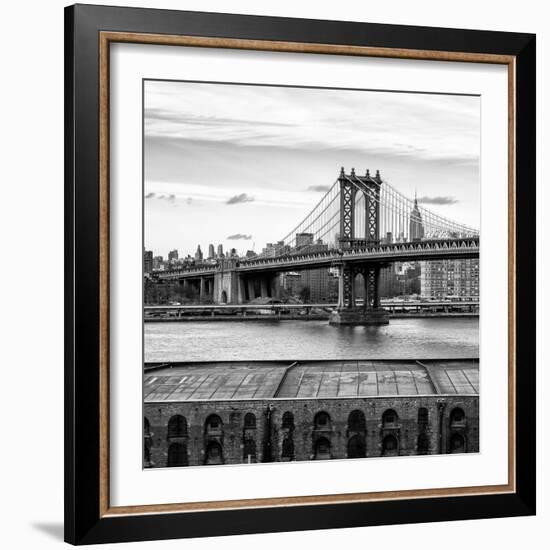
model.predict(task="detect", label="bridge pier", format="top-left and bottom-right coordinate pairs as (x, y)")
top-left (247, 279), bottom-right (255, 301)
top-left (270, 274), bottom-right (281, 300)
top-left (199, 277), bottom-right (207, 302)
top-left (330, 263), bottom-right (389, 325)
top-left (212, 259), bottom-right (241, 304)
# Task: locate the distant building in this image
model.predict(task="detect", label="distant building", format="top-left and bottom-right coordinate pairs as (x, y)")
top-left (377, 266), bottom-right (400, 298)
top-left (280, 272), bottom-right (302, 296)
top-left (245, 250), bottom-right (257, 259)
top-left (300, 269), bottom-right (331, 302)
top-left (409, 195), bottom-right (425, 242)
top-left (208, 244), bottom-right (215, 259)
top-left (280, 267), bottom-right (334, 302)
top-left (381, 232), bottom-right (394, 245)
top-left (217, 244), bottom-right (224, 258)
top-left (262, 241), bottom-right (289, 258)
top-left (144, 250), bottom-right (153, 274)
top-left (153, 255), bottom-right (163, 270)
top-left (168, 249), bottom-right (178, 262)
top-left (296, 232), bottom-right (314, 249)
top-left (280, 269), bottom-right (331, 302)
top-left (420, 259), bottom-right (479, 300)
top-left (195, 245), bottom-right (203, 262)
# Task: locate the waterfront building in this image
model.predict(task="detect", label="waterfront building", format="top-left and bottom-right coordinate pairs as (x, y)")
top-left (377, 262), bottom-right (421, 298)
top-left (280, 272), bottom-right (302, 297)
top-left (144, 359), bottom-right (479, 468)
top-left (144, 250), bottom-right (153, 274)
top-left (420, 258), bottom-right (480, 300)
top-left (300, 268), bottom-right (330, 302)
top-left (279, 267), bottom-right (334, 303)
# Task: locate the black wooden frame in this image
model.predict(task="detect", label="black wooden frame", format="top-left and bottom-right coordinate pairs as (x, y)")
top-left (65, 3), bottom-right (536, 545)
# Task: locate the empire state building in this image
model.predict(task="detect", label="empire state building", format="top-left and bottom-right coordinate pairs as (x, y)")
top-left (409, 194), bottom-right (425, 241)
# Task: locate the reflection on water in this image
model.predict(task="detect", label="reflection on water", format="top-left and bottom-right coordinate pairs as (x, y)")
top-left (144, 318), bottom-right (479, 363)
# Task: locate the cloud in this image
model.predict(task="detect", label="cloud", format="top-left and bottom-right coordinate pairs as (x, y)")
top-left (146, 192), bottom-right (176, 202)
top-left (186, 197), bottom-right (193, 205)
top-left (307, 185), bottom-right (330, 192)
top-left (145, 108), bottom-right (294, 129)
top-left (144, 81), bottom-right (480, 166)
top-left (417, 195), bottom-right (458, 205)
top-left (226, 193), bottom-right (254, 205)
top-left (227, 233), bottom-right (252, 240)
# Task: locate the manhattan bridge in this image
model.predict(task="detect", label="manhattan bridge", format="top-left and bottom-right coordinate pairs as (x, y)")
top-left (153, 167), bottom-right (479, 324)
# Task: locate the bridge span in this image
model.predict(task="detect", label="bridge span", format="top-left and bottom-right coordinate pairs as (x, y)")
top-left (148, 168), bottom-right (479, 325)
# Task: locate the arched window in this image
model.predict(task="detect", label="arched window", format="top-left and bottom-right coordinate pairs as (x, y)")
top-left (144, 416), bottom-right (152, 465)
top-left (282, 411), bottom-right (294, 430)
top-left (450, 433), bottom-right (466, 454)
top-left (167, 442), bottom-right (188, 467)
top-left (417, 408), bottom-right (429, 430)
top-left (281, 437), bottom-right (294, 461)
top-left (244, 412), bottom-right (256, 429)
top-left (450, 408), bottom-right (465, 425)
top-left (144, 417), bottom-right (151, 436)
top-left (417, 433), bottom-right (430, 455)
top-left (167, 414), bottom-right (187, 438)
top-left (314, 411), bottom-right (331, 430)
top-left (243, 438), bottom-right (256, 462)
top-left (347, 434), bottom-right (366, 458)
top-left (314, 437), bottom-right (331, 460)
top-left (382, 409), bottom-right (398, 427)
top-left (382, 434), bottom-right (398, 456)
top-left (205, 414), bottom-right (223, 436)
top-left (348, 410), bottom-right (366, 432)
top-left (205, 441), bottom-right (224, 465)
top-left (144, 442), bottom-right (151, 464)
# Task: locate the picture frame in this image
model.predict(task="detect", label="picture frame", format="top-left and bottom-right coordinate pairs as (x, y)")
top-left (64, 3), bottom-right (536, 545)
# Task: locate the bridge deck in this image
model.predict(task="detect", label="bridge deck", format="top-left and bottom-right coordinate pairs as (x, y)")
top-left (144, 359), bottom-right (478, 402)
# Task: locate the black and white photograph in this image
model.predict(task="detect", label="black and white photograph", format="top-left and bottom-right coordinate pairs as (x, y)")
top-left (142, 80), bottom-right (480, 468)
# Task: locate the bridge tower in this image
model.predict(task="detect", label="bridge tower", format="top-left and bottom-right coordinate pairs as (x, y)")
top-left (331, 167), bottom-right (389, 325)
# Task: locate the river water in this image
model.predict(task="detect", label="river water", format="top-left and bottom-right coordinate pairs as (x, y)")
top-left (144, 318), bottom-right (479, 363)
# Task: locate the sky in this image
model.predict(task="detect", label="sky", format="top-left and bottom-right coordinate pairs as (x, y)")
top-left (144, 80), bottom-right (480, 258)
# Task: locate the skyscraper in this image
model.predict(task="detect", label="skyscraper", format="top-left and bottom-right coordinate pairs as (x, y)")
top-left (208, 244), bottom-right (215, 259)
top-left (144, 250), bottom-right (153, 273)
top-left (153, 255), bottom-right (163, 270)
top-left (195, 245), bottom-right (203, 262)
top-left (217, 244), bottom-right (224, 258)
top-left (168, 249), bottom-right (179, 262)
top-left (296, 232), bottom-right (314, 249)
top-left (409, 194), bottom-right (425, 242)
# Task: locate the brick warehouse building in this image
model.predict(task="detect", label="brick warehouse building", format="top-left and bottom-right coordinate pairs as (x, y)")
top-left (143, 359), bottom-right (479, 468)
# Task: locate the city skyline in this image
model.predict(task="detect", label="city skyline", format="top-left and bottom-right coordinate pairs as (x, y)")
top-left (143, 80), bottom-right (481, 471)
top-left (144, 80), bottom-right (480, 256)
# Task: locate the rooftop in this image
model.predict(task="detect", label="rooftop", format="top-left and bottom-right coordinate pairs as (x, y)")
top-left (144, 359), bottom-right (478, 402)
